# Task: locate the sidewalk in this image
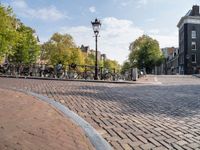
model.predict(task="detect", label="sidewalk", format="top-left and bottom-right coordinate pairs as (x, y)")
top-left (136, 75), bottom-right (160, 84)
top-left (0, 88), bottom-right (94, 150)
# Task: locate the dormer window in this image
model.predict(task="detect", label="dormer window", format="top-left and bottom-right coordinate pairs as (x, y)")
top-left (192, 30), bottom-right (197, 39)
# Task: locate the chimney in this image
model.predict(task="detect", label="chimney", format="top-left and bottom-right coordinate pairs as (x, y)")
top-left (191, 5), bottom-right (200, 16)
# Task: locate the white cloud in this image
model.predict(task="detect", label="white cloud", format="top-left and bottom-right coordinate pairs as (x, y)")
top-left (138, 0), bottom-right (148, 5)
top-left (136, 0), bottom-right (165, 8)
top-left (120, 0), bottom-right (132, 7)
top-left (136, 0), bottom-right (148, 8)
top-left (151, 34), bottom-right (178, 48)
top-left (121, 2), bottom-right (128, 6)
top-left (11, 0), bottom-right (67, 21)
top-left (145, 18), bottom-right (156, 23)
top-left (12, 0), bottom-right (27, 8)
top-left (89, 6), bottom-right (96, 13)
top-left (148, 29), bottom-right (160, 34)
top-left (60, 17), bottom-right (178, 64)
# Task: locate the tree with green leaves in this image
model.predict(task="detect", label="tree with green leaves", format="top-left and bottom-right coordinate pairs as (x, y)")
top-left (42, 33), bottom-right (75, 67)
top-left (104, 59), bottom-right (120, 73)
top-left (69, 47), bottom-right (85, 65)
top-left (9, 24), bottom-right (40, 64)
top-left (42, 33), bottom-right (86, 69)
top-left (0, 5), bottom-right (18, 62)
top-left (121, 61), bottom-right (131, 74)
top-left (129, 35), bottom-right (163, 73)
top-left (84, 53), bottom-right (95, 66)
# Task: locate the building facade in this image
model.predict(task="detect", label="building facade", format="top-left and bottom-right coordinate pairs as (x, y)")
top-left (159, 47), bottom-right (179, 75)
top-left (80, 45), bottom-right (90, 54)
top-left (80, 45), bottom-right (107, 62)
top-left (177, 5), bottom-right (200, 74)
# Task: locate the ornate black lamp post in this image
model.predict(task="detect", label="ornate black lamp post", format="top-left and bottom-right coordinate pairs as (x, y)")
top-left (91, 18), bottom-right (101, 80)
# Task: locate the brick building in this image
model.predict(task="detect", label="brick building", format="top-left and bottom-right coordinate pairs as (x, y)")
top-left (177, 5), bottom-right (200, 74)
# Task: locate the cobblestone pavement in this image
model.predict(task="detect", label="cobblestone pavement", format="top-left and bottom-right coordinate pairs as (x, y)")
top-left (1, 76), bottom-right (200, 150)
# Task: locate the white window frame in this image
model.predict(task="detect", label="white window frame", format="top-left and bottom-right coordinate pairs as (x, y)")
top-left (192, 30), bottom-right (197, 39)
top-left (191, 54), bottom-right (196, 63)
top-left (192, 42), bottom-right (196, 50)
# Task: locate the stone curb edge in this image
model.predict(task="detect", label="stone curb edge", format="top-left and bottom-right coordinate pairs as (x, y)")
top-left (193, 74), bottom-right (200, 78)
top-left (12, 88), bottom-right (113, 150)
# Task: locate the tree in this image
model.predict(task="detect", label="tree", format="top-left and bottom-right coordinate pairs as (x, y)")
top-left (121, 61), bottom-right (131, 74)
top-left (84, 53), bottom-right (95, 66)
top-left (104, 59), bottom-right (120, 73)
top-left (0, 5), bottom-right (18, 61)
top-left (9, 24), bottom-right (40, 64)
top-left (129, 35), bottom-right (163, 73)
top-left (42, 33), bottom-right (75, 67)
top-left (42, 33), bottom-right (86, 69)
top-left (69, 47), bottom-right (85, 65)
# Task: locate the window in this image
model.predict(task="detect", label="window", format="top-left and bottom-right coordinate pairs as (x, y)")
top-left (192, 42), bottom-right (196, 50)
top-left (192, 30), bottom-right (197, 39)
top-left (191, 54), bottom-right (196, 63)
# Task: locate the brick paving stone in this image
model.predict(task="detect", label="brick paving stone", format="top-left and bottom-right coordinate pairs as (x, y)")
top-left (176, 140), bottom-right (188, 146)
top-left (184, 134), bottom-right (194, 138)
top-left (136, 135), bottom-right (148, 144)
top-left (152, 146), bottom-right (168, 150)
top-left (159, 141), bottom-right (173, 149)
top-left (127, 133), bottom-right (138, 142)
top-left (164, 138), bottom-right (177, 144)
top-left (195, 136), bottom-right (200, 140)
top-left (187, 142), bottom-right (200, 149)
top-left (171, 143), bottom-right (185, 150)
top-left (184, 138), bottom-right (194, 144)
top-left (154, 135), bottom-right (167, 141)
top-left (111, 141), bottom-right (124, 150)
top-left (182, 145), bottom-right (194, 150)
top-left (132, 146), bottom-right (143, 150)
top-left (1, 76), bottom-right (200, 150)
top-left (143, 133), bottom-right (155, 138)
top-left (147, 138), bottom-right (161, 147)
top-left (121, 143), bottom-right (132, 150)
top-left (129, 141), bottom-right (143, 148)
top-left (140, 143), bottom-right (156, 150)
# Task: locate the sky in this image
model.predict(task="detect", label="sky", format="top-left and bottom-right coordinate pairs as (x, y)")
top-left (1, 0), bottom-right (200, 64)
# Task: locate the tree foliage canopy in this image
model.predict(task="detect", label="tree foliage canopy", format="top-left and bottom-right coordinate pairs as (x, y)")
top-left (0, 4), bottom-right (40, 64)
top-left (0, 5), bottom-right (17, 61)
top-left (104, 59), bottom-right (120, 73)
top-left (42, 33), bottom-right (85, 68)
top-left (121, 61), bottom-right (131, 74)
top-left (9, 24), bottom-right (40, 64)
top-left (129, 35), bottom-right (163, 73)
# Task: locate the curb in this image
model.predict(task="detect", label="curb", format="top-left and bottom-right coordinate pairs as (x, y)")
top-left (13, 88), bottom-right (113, 150)
top-left (0, 75), bottom-right (136, 84)
top-left (193, 74), bottom-right (200, 78)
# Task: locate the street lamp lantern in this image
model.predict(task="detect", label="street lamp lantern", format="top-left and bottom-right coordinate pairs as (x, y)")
top-left (91, 18), bottom-right (101, 80)
top-left (91, 18), bottom-right (101, 35)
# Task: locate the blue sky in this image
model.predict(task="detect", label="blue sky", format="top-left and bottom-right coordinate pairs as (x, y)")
top-left (1, 0), bottom-right (200, 63)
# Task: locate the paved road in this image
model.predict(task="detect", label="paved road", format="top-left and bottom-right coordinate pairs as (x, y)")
top-left (1, 76), bottom-right (200, 150)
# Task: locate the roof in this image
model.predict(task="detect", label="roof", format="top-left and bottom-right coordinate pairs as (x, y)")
top-left (177, 5), bottom-right (200, 28)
